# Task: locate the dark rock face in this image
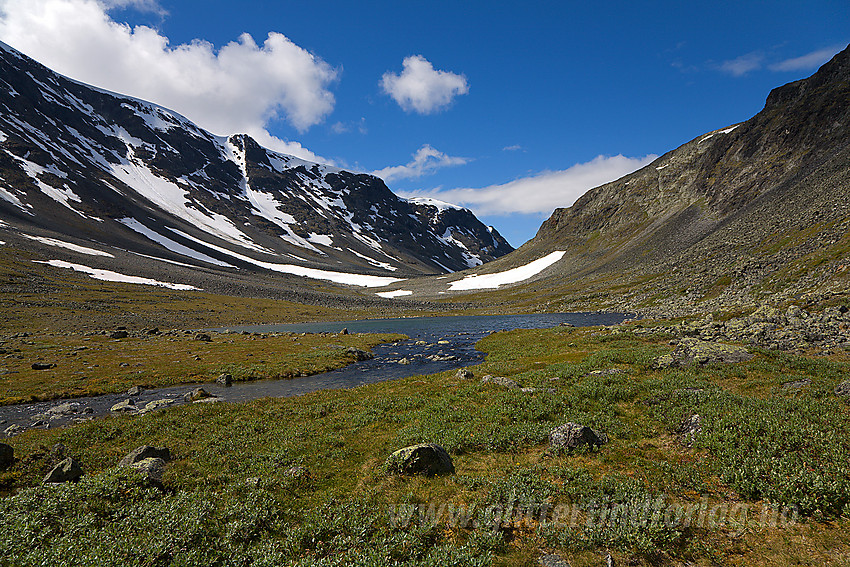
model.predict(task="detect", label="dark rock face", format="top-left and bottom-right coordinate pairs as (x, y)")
top-left (549, 422), bottom-right (607, 452)
top-left (127, 457), bottom-right (167, 485)
top-left (43, 457), bottom-right (83, 483)
top-left (385, 443), bottom-right (455, 476)
top-left (119, 445), bottom-right (171, 467)
top-left (0, 42), bottom-right (512, 287)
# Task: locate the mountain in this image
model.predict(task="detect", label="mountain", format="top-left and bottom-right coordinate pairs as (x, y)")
top-left (419, 44), bottom-right (850, 314)
top-left (0, 41), bottom-right (511, 295)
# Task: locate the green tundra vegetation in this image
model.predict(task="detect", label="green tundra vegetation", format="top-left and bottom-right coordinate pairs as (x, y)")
top-left (1, 324), bottom-right (848, 566)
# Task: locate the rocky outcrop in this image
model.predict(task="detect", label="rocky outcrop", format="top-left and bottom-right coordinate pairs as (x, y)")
top-left (481, 375), bottom-right (520, 389)
top-left (43, 457), bottom-right (83, 484)
top-left (654, 338), bottom-right (753, 368)
top-left (119, 445), bottom-right (171, 467)
top-left (549, 423), bottom-right (607, 452)
top-left (385, 443), bottom-right (455, 476)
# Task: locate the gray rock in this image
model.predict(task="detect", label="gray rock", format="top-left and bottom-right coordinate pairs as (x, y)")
top-left (835, 380), bottom-right (850, 401)
top-left (654, 338), bottom-right (753, 368)
top-left (194, 333), bottom-right (212, 342)
top-left (128, 457), bottom-right (166, 484)
top-left (119, 445), bottom-right (171, 467)
top-left (0, 442), bottom-right (13, 470)
top-left (781, 379), bottom-right (811, 391)
top-left (520, 387), bottom-right (556, 394)
top-left (398, 357), bottom-right (411, 365)
top-left (216, 373), bottom-right (233, 386)
top-left (339, 328), bottom-right (349, 335)
top-left (110, 330), bottom-right (128, 339)
top-left (677, 414), bottom-right (701, 447)
top-left (585, 369), bottom-right (626, 377)
top-left (110, 398), bottom-right (138, 413)
top-left (481, 375), bottom-right (520, 389)
top-left (538, 554), bottom-right (571, 567)
top-left (3, 424), bottom-right (22, 437)
top-left (31, 362), bottom-right (56, 370)
top-left (143, 399), bottom-right (173, 412)
top-left (125, 385), bottom-right (144, 396)
top-left (385, 443), bottom-right (454, 476)
top-left (346, 347), bottom-right (373, 361)
top-left (46, 402), bottom-right (81, 416)
top-left (43, 457), bottom-right (83, 483)
top-left (183, 387), bottom-right (211, 402)
top-left (455, 368), bottom-right (474, 380)
top-left (549, 422), bottom-right (607, 452)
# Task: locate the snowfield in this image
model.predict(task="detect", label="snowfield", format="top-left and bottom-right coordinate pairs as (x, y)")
top-left (21, 234), bottom-right (114, 257)
top-left (447, 251), bottom-right (565, 291)
top-left (375, 289), bottom-right (413, 299)
top-left (34, 260), bottom-right (200, 290)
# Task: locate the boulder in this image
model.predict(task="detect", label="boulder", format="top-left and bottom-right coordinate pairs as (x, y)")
top-left (43, 457), bottom-right (83, 483)
top-left (46, 402), bottom-right (81, 416)
top-left (110, 330), bottom-right (128, 339)
top-left (125, 385), bottom-right (144, 396)
top-left (455, 368), bottom-right (474, 380)
top-left (119, 445), bottom-right (171, 467)
top-left (654, 338), bottom-right (753, 368)
top-left (216, 373), bottom-right (233, 386)
top-left (677, 414), bottom-right (702, 447)
top-left (143, 399), bottom-right (173, 412)
top-left (385, 443), bottom-right (454, 476)
top-left (183, 387), bottom-right (211, 402)
top-left (194, 333), bottom-right (212, 342)
top-left (835, 380), bottom-right (850, 401)
top-left (481, 375), bottom-right (520, 389)
top-left (31, 362), bottom-right (56, 370)
top-left (346, 347), bottom-right (373, 361)
top-left (128, 457), bottom-right (166, 484)
top-left (0, 442), bottom-right (13, 470)
top-left (549, 422), bottom-right (607, 452)
top-left (110, 399), bottom-right (138, 413)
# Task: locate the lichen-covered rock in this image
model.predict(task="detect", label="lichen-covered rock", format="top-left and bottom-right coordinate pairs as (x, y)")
top-left (128, 457), bottom-right (166, 484)
top-left (346, 347), bottom-right (373, 361)
top-left (455, 368), bottom-right (474, 380)
top-left (43, 457), bottom-right (83, 483)
top-left (835, 380), bottom-right (850, 402)
top-left (0, 442), bottom-right (13, 470)
top-left (480, 375), bottom-right (520, 389)
top-left (119, 445), bottom-right (171, 467)
top-left (677, 414), bottom-right (702, 447)
top-left (183, 387), bottom-right (211, 402)
top-left (385, 443), bottom-right (454, 476)
top-left (216, 373), bottom-right (233, 386)
top-left (654, 338), bottom-right (753, 368)
top-left (110, 399), bottom-right (138, 413)
top-left (549, 422), bottom-right (607, 452)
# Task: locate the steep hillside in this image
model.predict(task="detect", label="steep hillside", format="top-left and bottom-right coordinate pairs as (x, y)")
top-left (0, 41), bottom-right (511, 297)
top-left (428, 43), bottom-right (850, 314)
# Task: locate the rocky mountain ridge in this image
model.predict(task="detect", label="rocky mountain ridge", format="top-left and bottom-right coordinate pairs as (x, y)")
top-left (464, 43), bottom-right (850, 315)
top-left (0, 41), bottom-right (511, 294)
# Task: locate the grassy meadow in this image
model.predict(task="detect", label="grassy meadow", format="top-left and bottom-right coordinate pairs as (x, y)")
top-left (1, 324), bottom-right (848, 565)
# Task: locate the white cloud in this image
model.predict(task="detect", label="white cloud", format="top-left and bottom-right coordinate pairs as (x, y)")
top-left (769, 44), bottom-right (846, 72)
top-left (381, 55), bottom-right (468, 114)
top-left (502, 144), bottom-right (523, 152)
top-left (399, 154), bottom-right (657, 216)
top-left (0, 0), bottom-right (337, 161)
top-left (718, 52), bottom-right (763, 76)
top-left (371, 144), bottom-right (469, 183)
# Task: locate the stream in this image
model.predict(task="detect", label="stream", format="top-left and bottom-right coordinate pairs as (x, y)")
top-left (0, 312), bottom-right (631, 436)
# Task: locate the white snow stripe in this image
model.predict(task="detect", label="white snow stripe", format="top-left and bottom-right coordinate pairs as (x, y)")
top-left (34, 260), bottom-right (199, 290)
top-left (448, 251), bottom-right (565, 291)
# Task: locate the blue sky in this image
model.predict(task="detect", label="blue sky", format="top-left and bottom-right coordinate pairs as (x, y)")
top-left (1, 1), bottom-right (847, 246)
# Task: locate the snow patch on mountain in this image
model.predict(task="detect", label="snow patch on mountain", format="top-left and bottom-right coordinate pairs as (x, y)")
top-left (118, 218), bottom-right (235, 268)
top-left (35, 260), bottom-right (200, 290)
top-left (168, 228), bottom-right (404, 287)
top-left (448, 251), bottom-right (565, 290)
top-left (21, 234), bottom-right (113, 257)
top-left (375, 289), bottom-right (413, 298)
